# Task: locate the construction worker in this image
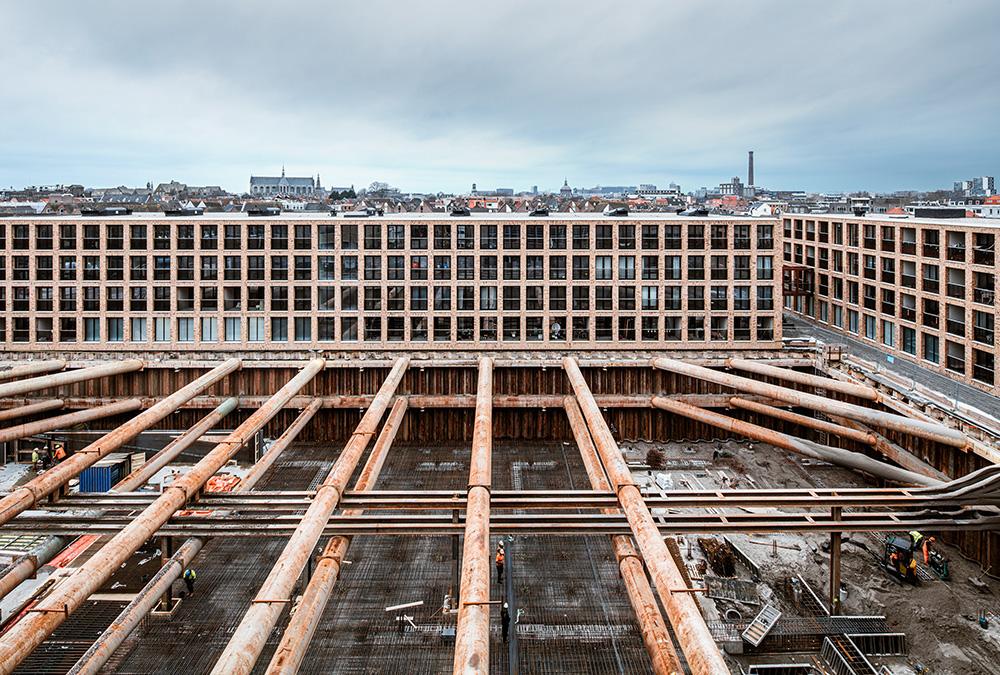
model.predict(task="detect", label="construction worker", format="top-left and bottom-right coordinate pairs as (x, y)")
top-left (922, 536), bottom-right (936, 565)
top-left (31, 448), bottom-right (40, 471)
top-left (501, 602), bottom-right (510, 643)
top-left (909, 531), bottom-right (925, 552)
top-left (183, 567), bottom-right (197, 596)
top-left (54, 444), bottom-right (66, 463)
top-left (495, 542), bottom-right (505, 584)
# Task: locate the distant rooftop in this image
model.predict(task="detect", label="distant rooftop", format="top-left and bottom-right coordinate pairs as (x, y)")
top-left (4, 211), bottom-right (769, 221)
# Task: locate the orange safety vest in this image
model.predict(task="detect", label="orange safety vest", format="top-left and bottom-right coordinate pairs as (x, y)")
top-left (495, 550), bottom-right (505, 566)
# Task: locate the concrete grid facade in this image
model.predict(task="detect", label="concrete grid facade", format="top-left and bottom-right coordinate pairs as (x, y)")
top-left (783, 214), bottom-right (999, 391)
top-left (0, 214), bottom-right (780, 353)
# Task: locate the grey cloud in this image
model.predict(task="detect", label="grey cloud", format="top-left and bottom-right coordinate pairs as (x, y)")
top-left (1, 0), bottom-right (998, 192)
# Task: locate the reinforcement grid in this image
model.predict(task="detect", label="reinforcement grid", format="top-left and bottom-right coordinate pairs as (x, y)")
top-left (106, 441), bottom-right (654, 674)
top-left (13, 600), bottom-right (128, 674)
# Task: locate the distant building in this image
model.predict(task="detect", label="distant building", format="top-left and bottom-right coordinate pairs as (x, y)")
top-left (250, 168), bottom-right (323, 198)
top-left (719, 177), bottom-right (744, 197)
top-left (559, 179), bottom-right (573, 197)
top-left (955, 176), bottom-right (995, 197)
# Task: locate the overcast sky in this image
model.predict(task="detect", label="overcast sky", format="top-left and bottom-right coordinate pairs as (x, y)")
top-left (2, 1), bottom-right (997, 194)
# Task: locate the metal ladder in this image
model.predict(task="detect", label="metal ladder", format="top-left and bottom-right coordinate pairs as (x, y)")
top-left (742, 604), bottom-right (782, 647)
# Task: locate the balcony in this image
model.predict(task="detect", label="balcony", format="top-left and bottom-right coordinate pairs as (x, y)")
top-left (922, 279), bottom-right (939, 294)
top-left (901, 274), bottom-right (916, 289)
top-left (974, 288), bottom-right (995, 305)
top-left (901, 241), bottom-right (917, 255)
top-left (947, 246), bottom-right (966, 262)
top-left (947, 284), bottom-right (965, 299)
top-left (901, 307), bottom-right (917, 322)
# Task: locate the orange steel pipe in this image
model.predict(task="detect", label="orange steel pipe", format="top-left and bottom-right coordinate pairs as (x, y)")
top-left (0, 358), bottom-right (242, 528)
top-left (0, 359), bottom-right (143, 399)
top-left (113, 397), bottom-right (240, 492)
top-left (0, 399), bottom-right (64, 424)
top-left (0, 397), bottom-right (237, 606)
top-left (564, 357), bottom-right (729, 675)
top-left (728, 397), bottom-right (876, 446)
top-left (727, 358), bottom-right (879, 401)
top-left (453, 356), bottom-right (494, 675)
top-left (564, 396), bottom-right (682, 675)
top-left (210, 357), bottom-right (410, 675)
top-left (65, 398), bottom-right (324, 675)
top-left (0, 360), bottom-right (67, 382)
top-left (266, 396), bottom-right (408, 675)
top-left (0, 399), bottom-right (142, 444)
top-left (0, 358), bottom-right (323, 675)
top-left (651, 357), bottom-right (967, 448)
top-left (651, 396), bottom-right (941, 487)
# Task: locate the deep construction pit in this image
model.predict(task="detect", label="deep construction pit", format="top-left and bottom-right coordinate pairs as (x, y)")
top-left (3, 359), bottom-right (1000, 674)
top-left (12, 433), bottom-right (998, 674)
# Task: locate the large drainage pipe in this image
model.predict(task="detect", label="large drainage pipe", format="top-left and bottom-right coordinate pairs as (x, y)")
top-left (210, 357), bottom-right (410, 675)
top-left (0, 399), bottom-right (143, 444)
top-left (0, 358), bottom-right (323, 675)
top-left (651, 397), bottom-right (941, 487)
top-left (0, 359), bottom-right (242, 527)
top-left (66, 398), bottom-right (325, 675)
top-left (453, 357), bottom-right (494, 675)
top-left (564, 357), bottom-right (728, 675)
top-left (0, 400), bottom-right (64, 424)
top-left (266, 396), bottom-right (409, 675)
top-left (0, 360), bottom-right (68, 382)
top-left (0, 360), bottom-right (143, 399)
top-left (727, 358), bottom-right (879, 401)
top-left (651, 357), bottom-right (966, 448)
top-left (564, 396), bottom-right (682, 675)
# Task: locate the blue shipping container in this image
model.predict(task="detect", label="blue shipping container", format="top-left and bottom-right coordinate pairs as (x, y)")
top-left (78, 454), bottom-right (129, 492)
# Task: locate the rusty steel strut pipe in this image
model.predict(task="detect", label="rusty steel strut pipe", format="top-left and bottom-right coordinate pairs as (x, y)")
top-left (65, 399), bottom-right (325, 675)
top-left (0, 360), bottom-right (68, 382)
top-left (0, 358), bottom-right (323, 675)
top-left (564, 357), bottom-right (729, 675)
top-left (0, 359), bottom-right (242, 528)
top-left (651, 357), bottom-right (966, 448)
top-left (0, 397), bottom-right (237, 605)
top-left (0, 536), bottom-right (67, 603)
top-left (728, 397), bottom-right (876, 446)
top-left (266, 397), bottom-right (409, 675)
top-left (651, 397), bottom-right (942, 487)
top-left (453, 357), bottom-right (494, 675)
top-left (210, 357), bottom-right (410, 675)
top-left (0, 397), bottom-right (245, 598)
top-left (113, 397), bottom-right (240, 492)
top-left (0, 359), bottom-right (144, 399)
top-left (727, 358), bottom-right (880, 401)
top-left (0, 399), bottom-right (64, 424)
top-left (564, 396), bottom-right (682, 675)
top-left (0, 399), bottom-right (143, 444)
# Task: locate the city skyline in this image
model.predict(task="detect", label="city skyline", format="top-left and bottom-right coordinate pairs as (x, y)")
top-left (1, 1), bottom-right (998, 194)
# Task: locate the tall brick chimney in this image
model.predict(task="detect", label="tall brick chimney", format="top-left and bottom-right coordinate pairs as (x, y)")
top-left (748, 150), bottom-right (755, 187)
